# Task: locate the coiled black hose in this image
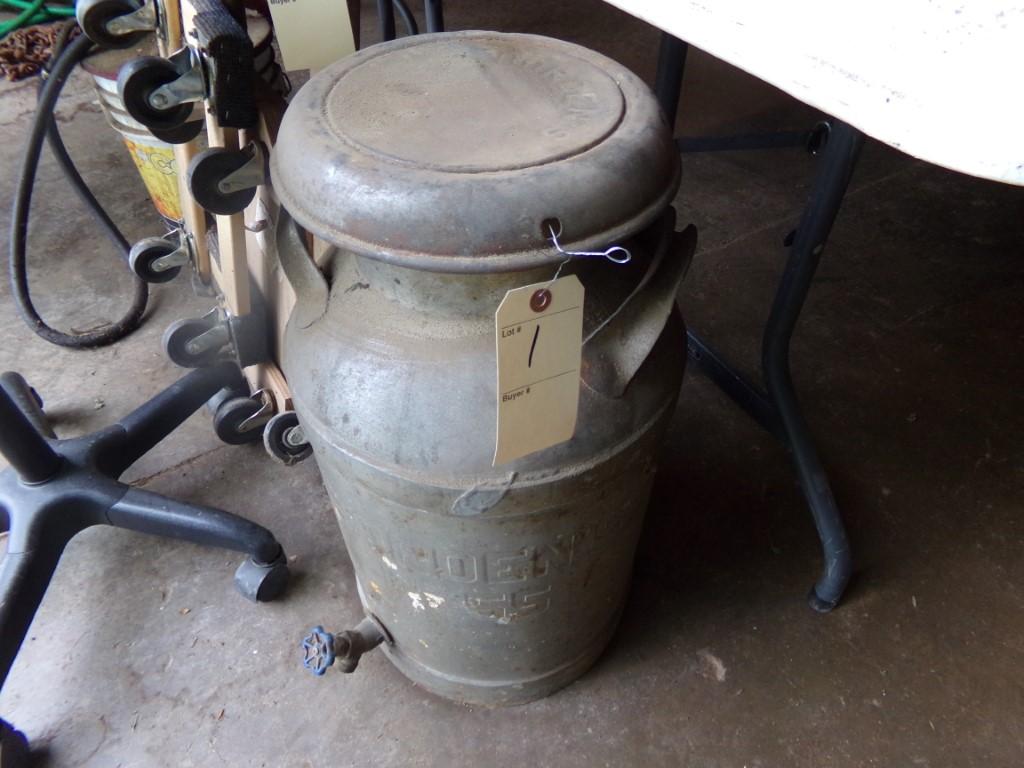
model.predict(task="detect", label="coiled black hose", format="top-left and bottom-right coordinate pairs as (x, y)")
top-left (9, 28), bottom-right (148, 348)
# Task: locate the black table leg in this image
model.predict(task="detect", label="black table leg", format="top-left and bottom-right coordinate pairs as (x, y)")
top-left (655, 31), bottom-right (864, 611)
top-left (764, 121), bottom-right (863, 610)
top-left (377, 0), bottom-right (396, 41)
top-left (654, 33), bottom-right (688, 129)
top-left (424, 0), bottom-right (444, 33)
top-left (690, 121), bottom-right (862, 611)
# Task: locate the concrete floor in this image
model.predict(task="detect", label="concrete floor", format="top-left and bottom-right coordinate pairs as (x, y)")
top-left (1, 1), bottom-right (1023, 765)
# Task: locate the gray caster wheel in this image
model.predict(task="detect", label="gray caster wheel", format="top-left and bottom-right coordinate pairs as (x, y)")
top-left (0, 719), bottom-right (29, 768)
top-left (213, 396), bottom-right (266, 445)
top-left (187, 147), bottom-right (262, 216)
top-left (263, 411), bottom-right (313, 465)
top-left (234, 549), bottom-right (289, 602)
top-left (118, 56), bottom-right (193, 132)
top-left (77, 0), bottom-right (147, 49)
top-left (129, 236), bottom-right (182, 283)
top-left (162, 316), bottom-right (224, 368)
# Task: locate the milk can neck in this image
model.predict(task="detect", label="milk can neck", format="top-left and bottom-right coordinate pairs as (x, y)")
top-left (349, 254), bottom-right (584, 320)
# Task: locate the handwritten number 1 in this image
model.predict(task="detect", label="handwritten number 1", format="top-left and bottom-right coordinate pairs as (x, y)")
top-left (528, 325), bottom-right (540, 368)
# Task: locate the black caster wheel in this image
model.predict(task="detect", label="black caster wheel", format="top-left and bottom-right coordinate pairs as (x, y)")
top-left (234, 548), bottom-right (289, 602)
top-left (162, 317), bottom-right (224, 368)
top-left (0, 719), bottom-right (29, 768)
top-left (187, 148), bottom-right (261, 216)
top-left (129, 236), bottom-right (182, 283)
top-left (263, 411), bottom-right (313, 466)
top-left (76, 0), bottom-right (147, 49)
top-left (214, 396), bottom-right (266, 445)
top-left (118, 56), bottom-right (194, 132)
top-left (205, 385), bottom-right (246, 416)
top-left (151, 120), bottom-right (205, 146)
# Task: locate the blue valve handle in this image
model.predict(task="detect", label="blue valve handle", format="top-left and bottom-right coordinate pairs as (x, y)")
top-left (301, 625), bottom-right (336, 676)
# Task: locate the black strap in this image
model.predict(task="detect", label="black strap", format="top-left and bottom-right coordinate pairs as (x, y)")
top-left (191, 0), bottom-right (256, 128)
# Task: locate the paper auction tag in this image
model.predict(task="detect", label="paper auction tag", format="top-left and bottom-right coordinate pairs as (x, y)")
top-left (493, 276), bottom-right (584, 466)
top-left (266, 0), bottom-right (356, 74)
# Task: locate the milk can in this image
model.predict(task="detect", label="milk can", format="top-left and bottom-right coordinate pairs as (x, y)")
top-left (271, 31), bottom-right (695, 705)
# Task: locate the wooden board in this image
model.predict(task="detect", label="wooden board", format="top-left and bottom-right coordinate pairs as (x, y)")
top-left (161, 0), bottom-right (212, 281)
top-left (177, 0), bottom-right (290, 407)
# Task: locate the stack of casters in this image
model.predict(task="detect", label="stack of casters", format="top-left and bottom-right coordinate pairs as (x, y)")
top-left (1, 1), bottom-right (439, 759)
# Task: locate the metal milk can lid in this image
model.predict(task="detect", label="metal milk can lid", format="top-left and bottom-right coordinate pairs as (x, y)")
top-left (270, 31), bottom-right (679, 272)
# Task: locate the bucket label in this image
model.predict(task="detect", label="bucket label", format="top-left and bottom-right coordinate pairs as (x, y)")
top-left (122, 139), bottom-right (181, 221)
top-left (494, 275), bottom-right (584, 465)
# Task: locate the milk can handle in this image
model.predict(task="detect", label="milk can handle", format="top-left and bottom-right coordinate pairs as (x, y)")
top-left (275, 208), bottom-right (330, 329)
top-left (581, 208), bottom-right (696, 398)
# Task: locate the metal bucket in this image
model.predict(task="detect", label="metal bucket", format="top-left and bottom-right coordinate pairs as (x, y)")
top-left (82, 43), bottom-right (185, 223)
top-left (272, 31), bottom-right (692, 705)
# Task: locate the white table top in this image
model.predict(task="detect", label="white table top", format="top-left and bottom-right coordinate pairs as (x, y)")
top-left (605, 0), bottom-right (1024, 186)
